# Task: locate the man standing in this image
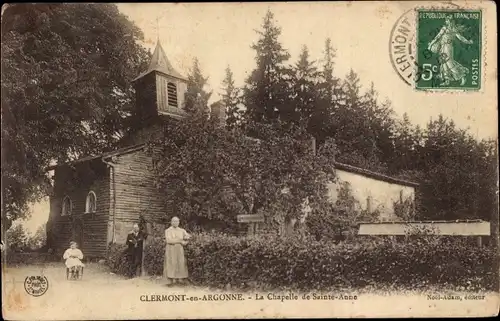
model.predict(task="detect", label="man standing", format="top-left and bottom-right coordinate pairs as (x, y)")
top-left (126, 223), bottom-right (144, 278)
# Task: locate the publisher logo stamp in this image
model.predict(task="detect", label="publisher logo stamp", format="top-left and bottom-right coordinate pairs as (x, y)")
top-left (24, 276), bottom-right (49, 297)
top-left (416, 10), bottom-right (482, 90)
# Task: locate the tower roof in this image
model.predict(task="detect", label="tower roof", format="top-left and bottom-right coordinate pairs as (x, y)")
top-left (133, 41), bottom-right (186, 82)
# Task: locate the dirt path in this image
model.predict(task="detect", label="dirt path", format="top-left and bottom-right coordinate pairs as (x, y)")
top-left (2, 262), bottom-right (216, 319)
top-left (2, 262), bottom-right (498, 319)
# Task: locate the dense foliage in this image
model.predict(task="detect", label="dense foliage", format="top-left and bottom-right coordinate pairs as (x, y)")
top-left (1, 3), bottom-right (149, 228)
top-left (148, 109), bottom-right (337, 231)
top-left (221, 66), bottom-right (242, 130)
top-left (107, 233), bottom-right (497, 292)
top-left (184, 58), bottom-right (212, 115)
top-left (306, 182), bottom-right (380, 241)
top-left (232, 9), bottom-right (497, 227)
top-left (107, 243), bottom-right (132, 276)
top-left (149, 8), bottom-right (497, 234)
top-left (5, 224), bottom-right (47, 252)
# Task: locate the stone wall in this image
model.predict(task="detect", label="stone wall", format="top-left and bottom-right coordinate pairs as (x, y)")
top-left (327, 168), bottom-right (416, 221)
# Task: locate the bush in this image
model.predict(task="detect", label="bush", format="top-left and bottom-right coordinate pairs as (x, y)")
top-left (306, 182), bottom-right (380, 242)
top-left (107, 232), bottom-right (497, 292)
top-left (107, 243), bottom-right (130, 276)
top-left (3, 252), bottom-right (60, 265)
top-left (144, 236), bottom-right (166, 276)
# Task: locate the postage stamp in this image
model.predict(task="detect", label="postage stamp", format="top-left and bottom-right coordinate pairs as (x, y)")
top-left (415, 10), bottom-right (482, 90)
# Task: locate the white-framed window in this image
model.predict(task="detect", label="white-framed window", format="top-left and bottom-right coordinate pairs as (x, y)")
top-left (167, 82), bottom-right (178, 108)
top-left (85, 191), bottom-right (97, 214)
top-left (62, 196), bottom-right (72, 216)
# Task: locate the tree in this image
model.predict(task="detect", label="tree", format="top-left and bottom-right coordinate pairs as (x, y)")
top-left (306, 181), bottom-right (379, 242)
top-left (390, 113), bottom-right (419, 172)
top-left (243, 9), bottom-right (291, 124)
top-left (1, 4), bottom-right (150, 230)
top-left (416, 115), bottom-right (496, 221)
top-left (359, 82), bottom-right (395, 171)
top-left (310, 38), bottom-right (339, 144)
top-left (184, 58), bottom-right (212, 116)
top-left (332, 69), bottom-right (366, 165)
top-left (221, 66), bottom-right (241, 130)
top-left (291, 45), bottom-right (320, 126)
top-left (148, 114), bottom-right (337, 233)
top-left (5, 224), bottom-right (29, 252)
top-left (319, 38), bottom-right (340, 103)
top-left (27, 225), bottom-right (47, 250)
top-left (148, 111), bottom-right (231, 231)
top-left (326, 71), bottom-right (393, 174)
top-left (342, 69), bottom-right (362, 108)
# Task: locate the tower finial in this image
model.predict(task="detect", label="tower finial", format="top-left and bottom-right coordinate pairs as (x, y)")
top-left (156, 16), bottom-right (160, 42)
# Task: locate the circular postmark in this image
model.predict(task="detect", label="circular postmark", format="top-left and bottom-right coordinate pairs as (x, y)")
top-left (24, 275), bottom-right (49, 297)
top-left (389, 8), bottom-right (417, 86)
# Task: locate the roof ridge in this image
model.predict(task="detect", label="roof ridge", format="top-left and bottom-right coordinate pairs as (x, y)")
top-left (133, 41), bottom-right (186, 82)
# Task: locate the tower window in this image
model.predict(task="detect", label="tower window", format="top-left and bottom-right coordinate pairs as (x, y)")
top-left (167, 82), bottom-right (178, 108)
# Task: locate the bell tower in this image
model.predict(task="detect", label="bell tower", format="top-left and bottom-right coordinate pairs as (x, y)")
top-left (132, 41), bottom-right (188, 122)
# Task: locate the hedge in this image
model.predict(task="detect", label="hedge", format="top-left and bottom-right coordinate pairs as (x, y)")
top-left (2, 252), bottom-right (61, 265)
top-left (107, 233), bottom-right (498, 292)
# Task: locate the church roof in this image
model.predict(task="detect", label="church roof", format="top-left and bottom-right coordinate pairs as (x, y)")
top-left (46, 143), bottom-right (419, 188)
top-left (133, 41), bottom-right (186, 82)
top-left (45, 144), bottom-right (146, 171)
top-left (334, 162), bottom-right (419, 187)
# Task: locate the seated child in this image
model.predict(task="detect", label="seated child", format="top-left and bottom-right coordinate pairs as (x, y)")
top-left (63, 241), bottom-right (85, 274)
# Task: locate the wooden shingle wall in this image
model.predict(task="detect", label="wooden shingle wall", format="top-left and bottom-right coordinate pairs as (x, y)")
top-left (47, 161), bottom-right (110, 258)
top-left (112, 149), bottom-right (172, 243)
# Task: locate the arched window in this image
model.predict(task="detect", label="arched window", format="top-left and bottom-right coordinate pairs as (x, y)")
top-left (85, 191), bottom-right (97, 214)
top-left (62, 196), bottom-right (72, 216)
top-left (167, 82), bottom-right (178, 108)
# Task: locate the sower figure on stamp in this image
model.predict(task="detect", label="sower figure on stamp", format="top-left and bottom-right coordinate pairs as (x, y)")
top-left (163, 216), bottom-right (190, 286)
top-left (126, 223), bottom-right (145, 278)
top-left (427, 16), bottom-right (473, 86)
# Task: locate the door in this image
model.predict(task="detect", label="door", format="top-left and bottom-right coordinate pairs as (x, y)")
top-left (71, 218), bottom-right (84, 249)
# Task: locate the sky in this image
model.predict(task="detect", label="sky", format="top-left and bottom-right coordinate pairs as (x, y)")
top-left (23, 1), bottom-right (497, 234)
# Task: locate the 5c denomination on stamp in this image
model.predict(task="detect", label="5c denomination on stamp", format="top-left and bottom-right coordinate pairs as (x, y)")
top-left (416, 9), bottom-right (482, 90)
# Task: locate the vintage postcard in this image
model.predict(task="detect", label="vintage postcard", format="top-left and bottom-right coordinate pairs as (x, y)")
top-left (1, 1), bottom-right (498, 319)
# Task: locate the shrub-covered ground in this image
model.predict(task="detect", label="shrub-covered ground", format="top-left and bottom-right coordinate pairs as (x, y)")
top-left (108, 232), bottom-right (498, 292)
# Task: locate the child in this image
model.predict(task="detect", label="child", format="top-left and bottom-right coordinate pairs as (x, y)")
top-left (63, 241), bottom-right (85, 276)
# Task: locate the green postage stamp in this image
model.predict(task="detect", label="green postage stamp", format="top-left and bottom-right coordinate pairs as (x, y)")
top-left (416, 10), bottom-right (482, 90)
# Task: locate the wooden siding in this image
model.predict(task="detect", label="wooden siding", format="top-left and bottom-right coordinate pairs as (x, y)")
top-left (47, 160), bottom-right (110, 258)
top-left (120, 122), bottom-right (164, 147)
top-left (156, 74), bottom-right (186, 113)
top-left (157, 75), bottom-right (168, 112)
top-left (112, 149), bottom-right (172, 243)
